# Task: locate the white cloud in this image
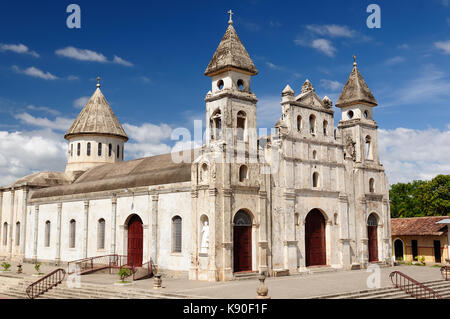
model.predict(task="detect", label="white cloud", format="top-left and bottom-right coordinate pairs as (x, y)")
top-left (311, 39), bottom-right (336, 57)
top-left (306, 24), bottom-right (356, 38)
top-left (73, 96), bottom-right (90, 109)
top-left (113, 55), bottom-right (133, 67)
top-left (14, 113), bottom-right (74, 131)
top-left (320, 79), bottom-right (343, 91)
top-left (397, 43), bottom-right (410, 50)
top-left (26, 105), bottom-right (60, 116)
top-left (0, 129), bottom-right (67, 186)
top-left (266, 61), bottom-right (284, 71)
top-left (0, 43), bottom-right (39, 58)
top-left (379, 126), bottom-right (450, 184)
top-left (55, 46), bottom-right (108, 62)
top-left (384, 56), bottom-right (405, 66)
top-left (434, 40), bottom-right (450, 54)
top-left (12, 65), bottom-right (58, 80)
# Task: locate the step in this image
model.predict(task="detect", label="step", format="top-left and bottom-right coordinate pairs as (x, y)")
top-left (233, 272), bottom-right (259, 281)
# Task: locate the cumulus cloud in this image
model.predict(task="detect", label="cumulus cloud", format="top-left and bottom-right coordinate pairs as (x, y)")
top-left (384, 56), bottom-right (405, 66)
top-left (73, 96), bottom-right (90, 109)
top-left (320, 79), bottom-right (343, 91)
top-left (0, 43), bottom-right (39, 57)
top-left (14, 113), bottom-right (74, 131)
top-left (378, 126), bottom-right (450, 184)
top-left (434, 40), bottom-right (450, 54)
top-left (26, 105), bottom-right (60, 116)
top-left (12, 65), bottom-right (58, 80)
top-left (113, 55), bottom-right (133, 67)
top-left (55, 47), bottom-right (133, 66)
top-left (305, 24), bottom-right (356, 38)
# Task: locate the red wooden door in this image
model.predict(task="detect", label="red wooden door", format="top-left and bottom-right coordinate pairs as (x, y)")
top-left (305, 209), bottom-right (326, 267)
top-left (127, 215), bottom-right (143, 267)
top-left (368, 226), bottom-right (378, 262)
top-left (233, 226), bottom-right (252, 272)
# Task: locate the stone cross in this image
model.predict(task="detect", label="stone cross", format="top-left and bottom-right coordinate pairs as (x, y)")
top-left (228, 10), bottom-right (234, 25)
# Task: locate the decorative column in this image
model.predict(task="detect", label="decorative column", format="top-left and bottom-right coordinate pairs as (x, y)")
top-left (383, 198), bottom-right (392, 265)
top-left (55, 203), bottom-right (62, 265)
top-left (151, 194), bottom-right (159, 265)
top-left (283, 190), bottom-right (298, 273)
top-left (8, 189), bottom-right (15, 257)
top-left (83, 200), bottom-right (89, 259)
top-left (110, 196), bottom-right (117, 255)
top-left (221, 188), bottom-right (233, 281)
top-left (208, 188), bottom-right (218, 281)
top-left (338, 195), bottom-right (352, 269)
top-left (189, 189), bottom-right (198, 281)
top-left (0, 192), bottom-right (3, 247)
top-left (360, 199), bottom-right (369, 268)
top-left (20, 188), bottom-right (29, 259)
top-left (258, 190), bottom-right (268, 274)
top-left (33, 205), bottom-right (39, 262)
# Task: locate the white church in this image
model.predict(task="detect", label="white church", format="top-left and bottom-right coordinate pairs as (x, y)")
top-left (0, 14), bottom-right (392, 281)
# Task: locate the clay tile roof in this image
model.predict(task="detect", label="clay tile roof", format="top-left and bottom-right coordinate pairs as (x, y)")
top-left (64, 86), bottom-right (128, 141)
top-left (205, 24), bottom-right (258, 76)
top-left (2, 172), bottom-right (71, 189)
top-left (391, 217), bottom-right (449, 236)
top-left (336, 64), bottom-right (378, 108)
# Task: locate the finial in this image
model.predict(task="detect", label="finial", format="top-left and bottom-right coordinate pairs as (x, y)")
top-left (96, 76), bottom-right (101, 88)
top-left (228, 10), bottom-right (234, 25)
top-left (353, 55), bottom-right (357, 67)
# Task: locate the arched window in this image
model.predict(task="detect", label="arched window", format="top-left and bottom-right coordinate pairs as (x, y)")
top-left (239, 165), bottom-right (248, 182)
top-left (98, 143), bottom-right (102, 157)
top-left (217, 80), bottom-right (224, 90)
top-left (87, 142), bottom-right (91, 156)
top-left (367, 214), bottom-right (377, 227)
top-left (69, 219), bottom-right (76, 248)
top-left (297, 115), bottom-right (302, 132)
top-left (3, 222), bottom-right (8, 246)
top-left (210, 109), bottom-right (222, 140)
top-left (313, 172), bottom-right (319, 188)
top-left (237, 111), bottom-right (246, 141)
top-left (200, 163), bottom-right (208, 183)
top-left (15, 222), bottom-right (20, 246)
top-left (237, 79), bottom-right (245, 91)
top-left (323, 120), bottom-right (328, 136)
top-left (312, 150), bottom-right (317, 160)
top-left (369, 178), bottom-right (375, 193)
top-left (77, 143), bottom-right (81, 156)
top-left (365, 136), bottom-right (372, 160)
top-left (309, 115), bottom-right (316, 134)
top-left (117, 145), bottom-right (120, 159)
top-left (108, 143), bottom-right (112, 157)
top-left (172, 216), bottom-right (182, 253)
top-left (45, 221), bottom-right (51, 247)
top-left (97, 219), bottom-right (105, 249)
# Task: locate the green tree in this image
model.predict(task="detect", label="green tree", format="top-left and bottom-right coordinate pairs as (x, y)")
top-left (390, 180), bottom-right (425, 218)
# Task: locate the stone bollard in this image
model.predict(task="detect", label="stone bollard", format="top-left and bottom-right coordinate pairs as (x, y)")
top-left (153, 274), bottom-right (162, 289)
top-left (256, 274), bottom-right (270, 299)
top-left (17, 264), bottom-right (23, 274)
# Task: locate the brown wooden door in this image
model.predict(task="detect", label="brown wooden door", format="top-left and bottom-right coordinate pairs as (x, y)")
top-left (368, 226), bottom-right (378, 262)
top-left (127, 215), bottom-right (143, 267)
top-left (233, 226), bottom-right (252, 272)
top-left (305, 209), bottom-right (326, 267)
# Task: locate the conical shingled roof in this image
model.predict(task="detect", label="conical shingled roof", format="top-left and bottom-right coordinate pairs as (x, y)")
top-left (65, 85), bottom-right (128, 141)
top-left (336, 63), bottom-right (378, 108)
top-left (205, 23), bottom-right (258, 76)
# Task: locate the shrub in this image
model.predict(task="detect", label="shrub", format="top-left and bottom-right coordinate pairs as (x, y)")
top-left (118, 267), bottom-right (131, 282)
top-left (1, 262), bottom-right (11, 271)
top-left (34, 262), bottom-right (41, 273)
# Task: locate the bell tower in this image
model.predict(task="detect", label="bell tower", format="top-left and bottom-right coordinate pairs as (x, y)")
top-left (204, 10), bottom-right (258, 149)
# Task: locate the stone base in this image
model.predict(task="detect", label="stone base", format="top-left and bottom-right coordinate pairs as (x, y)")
top-left (270, 269), bottom-right (289, 277)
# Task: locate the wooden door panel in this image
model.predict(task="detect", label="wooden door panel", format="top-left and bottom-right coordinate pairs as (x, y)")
top-left (127, 216), bottom-right (143, 267)
top-left (305, 210), bottom-right (326, 267)
top-left (368, 226), bottom-right (378, 262)
top-left (233, 226), bottom-right (252, 272)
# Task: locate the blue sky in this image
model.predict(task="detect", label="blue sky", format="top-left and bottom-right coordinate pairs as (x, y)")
top-left (0, 0), bottom-right (449, 185)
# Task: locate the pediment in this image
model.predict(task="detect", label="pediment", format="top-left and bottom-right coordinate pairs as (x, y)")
top-left (295, 91), bottom-right (325, 109)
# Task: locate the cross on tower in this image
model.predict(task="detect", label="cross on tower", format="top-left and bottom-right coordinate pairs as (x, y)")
top-left (97, 76), bottom-right (101, 88)
top-left (228, 10), bottom-right (234, 25)
top-left (353, 55), bottom-right (357, 67)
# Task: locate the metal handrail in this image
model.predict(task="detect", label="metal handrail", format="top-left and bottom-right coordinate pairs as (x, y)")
top-left (441, 266), bottom-right (450, 281)
top-left (390, 271), bottom-right (442, 299)
top-left (67, 254), bottom-right (128, 275)
top-left (26, 268), bottom-right (66, 299)
top-left (132, 258), bottom-right (154, 281)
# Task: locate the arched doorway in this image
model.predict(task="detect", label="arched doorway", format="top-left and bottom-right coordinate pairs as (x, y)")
top-left (305, 209), bottom-right (326, 267)
top-left (367, 214), bottom-right (378, 262)
top-left (127, 214), bottom-right (143, 267)
top-left (233, 210), bottom-right (252, 273)
top-left (394, 239), bottom-right (404, 261)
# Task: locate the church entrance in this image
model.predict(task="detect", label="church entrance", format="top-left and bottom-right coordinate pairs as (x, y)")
top-left (233, 210), bottom-right (252, 273)
top-left (127, 214), bottom-right (143, 267)
top-left (305, 209), bottom-right (326, 267)
top-left (394, 239), bottom-right (404, 261)
top-left (367, 214), bottom-right (378, 262)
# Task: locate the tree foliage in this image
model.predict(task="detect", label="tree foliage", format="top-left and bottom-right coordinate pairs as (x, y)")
top-left (390, 175), bottom-right (450, 218)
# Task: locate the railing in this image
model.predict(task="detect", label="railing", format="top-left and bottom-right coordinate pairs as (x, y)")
top-left (132, 259), bottom-right (154, 281)
top-left (67, 254), bottom-right (128, 275)
top-left (441, 266), bottom-right (450, 281)
top-left (390, 271), bottom-right (442, 299)
top-left (26, 268), bottom-right (66, 299)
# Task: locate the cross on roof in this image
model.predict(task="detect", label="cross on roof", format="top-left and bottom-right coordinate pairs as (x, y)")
top-left (97, 76), bottom-right (101, 88)
top-left (228, 10), bottom-right (234, 25)
top-left (353, 55), bottom-right (357, 67)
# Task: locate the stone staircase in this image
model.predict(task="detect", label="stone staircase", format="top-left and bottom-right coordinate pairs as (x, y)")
top-left (233, 271), bottom-right (260, 281)
top-left (0, 277), bottom-right (205, 299)
top-left (311, 279), bottom-right (450, 299)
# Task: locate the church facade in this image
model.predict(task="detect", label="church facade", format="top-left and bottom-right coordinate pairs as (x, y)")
top-left (0, 15), bottom-right (392, 282)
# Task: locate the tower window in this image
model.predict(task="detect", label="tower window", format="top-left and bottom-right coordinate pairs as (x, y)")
top-left (69, 219), bottom-right (76, 248)
top-left (77, 143), bottom-right (81, 156)
top-left (309, 115), bottom-right (316, 134)
top-left (117, 145), bottom-right (120, 159)
top-left (297, 116), bottom-right (302, 132)
top-left (369, 178), bottom-right (375, 193)
top-left (237, 79), bottom-right (245, 91)
top-left (347, 110), bottom-right (354, 119)
top-left (15, 222), bottom-right (20, 247)
top-left (45, 221), bottom-right (51, 247)
top-left (217, 80), bottom-right (224, 90)
top-left (108, 143), bottom-right (112, 157)
top-left (172, 216), bottom-right (182, 253)
top-left (365, 136), bottom-right (372, 160)
top-left (237, 111), bottom-right (246, 141)
top-left (210, 109), bottom-right (222, 140)
top-left (200, 163), bottom-right (208, 183)
top-left (313, 172), bottom-right (319, 188)
top-left (87, 142), bottom-right (91, 156)
top-left (239, 165), bottom-right (248, 182)
top-left (364, 111), bottom-right (369, 119)
top-left (98, 143), bottom-right (102, 157)
top-left (323, 120), bottom-right (328, 136)
top-left (70, 144), bottom-right (73, 157)
top-left (312, 150), bottom-right (317, 160)
top-left (97, 218), bottom-right (105, 250)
